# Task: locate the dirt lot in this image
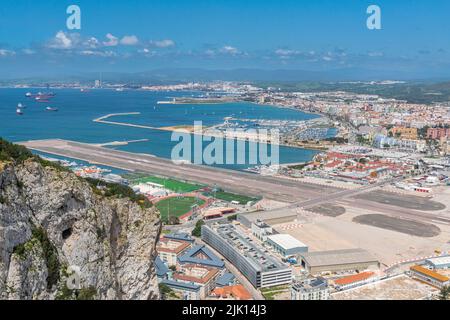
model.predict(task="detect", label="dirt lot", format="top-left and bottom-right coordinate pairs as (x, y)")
top-left (308, 203), bottom-right (346, 217)
top-left (353, 214), bottom-right (441, 238)
top-left (273, 205), bottom-right (450, 267)
top-left (331, 275), bottom-right (437, 300)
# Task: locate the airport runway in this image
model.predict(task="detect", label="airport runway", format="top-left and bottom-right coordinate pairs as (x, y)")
top-left (20, 139), bottom-right (339, 203)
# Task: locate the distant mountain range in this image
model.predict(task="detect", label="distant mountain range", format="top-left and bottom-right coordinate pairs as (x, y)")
top-left (5, 67), bottom-right (450, 85)
top-left (83, 68), bottom-right (449, 83)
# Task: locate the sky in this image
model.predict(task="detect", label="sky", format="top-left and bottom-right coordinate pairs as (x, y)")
top-left (0, 0), bottom-right (450, 79)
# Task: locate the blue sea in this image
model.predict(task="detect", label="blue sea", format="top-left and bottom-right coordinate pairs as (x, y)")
top-left (0, 88), bottom-right (322, 170)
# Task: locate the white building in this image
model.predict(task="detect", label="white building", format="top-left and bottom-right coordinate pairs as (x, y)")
top-left (251, 220), bottom-right (273, 241)
top-left (425, 256), bottom-right (450, 270)
top-left (266, 234), bottom-right (308, 257)
top-left (291, 278), bottom-right (329, 300)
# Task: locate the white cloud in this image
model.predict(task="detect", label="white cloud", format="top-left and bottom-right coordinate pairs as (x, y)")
top-left (368, 51), bottom-right (384, 57)
top-left (203, 45), bottom-right (247, 57)
top-left (151, 39), bottom-right (175, 48)
top-left (0, 49), bottom-right (15, 56)
top-left (220, 46), bottom-right (239, 55)
top-left (47, 31), bottom-right (80, 49)
top-left (141, 48), bottom-right (150, 53)
top-left (22, 49), bottom-right (36, 55)
top-left (103, 33), bottom-right (119, 47)
top-left (84, 37), bottom-right (100, 48)
top-left (205, 49), bottom-right (216, 56)
top-left (275, 49), bottom-right (300, 56)
top-left (120, 35), bottom-right (139, 46)
top-left (79, 50), bottom-right (117, 57)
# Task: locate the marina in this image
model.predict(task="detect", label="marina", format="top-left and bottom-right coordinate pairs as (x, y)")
top-left (1, 88), bottom-right (321, 170)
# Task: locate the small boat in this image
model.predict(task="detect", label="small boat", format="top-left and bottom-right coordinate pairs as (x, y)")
top-left (16, 108), bottom-right (23, 115)
top-left (18, 103), bottom-right (26, 109)
top-left (25, 92), bottom-right (32, 97)
top-left (46, 107), bottom-right (58, 112)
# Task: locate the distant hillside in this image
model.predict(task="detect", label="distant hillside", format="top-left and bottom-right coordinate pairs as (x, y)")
top-left (256, 81), bottom-right (450, 104)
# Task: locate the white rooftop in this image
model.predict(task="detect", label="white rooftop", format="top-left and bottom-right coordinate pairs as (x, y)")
top-left (426, 256), bottom-right (450, 266)
top-left (267, 234), bottom-right (307, 250)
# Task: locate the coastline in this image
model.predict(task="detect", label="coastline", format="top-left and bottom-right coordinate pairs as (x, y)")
top-left (4, 87), bottom-right (333, 154)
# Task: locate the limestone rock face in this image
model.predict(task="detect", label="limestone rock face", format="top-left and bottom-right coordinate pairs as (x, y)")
top-left (0, 159), bottom-right (161, 300)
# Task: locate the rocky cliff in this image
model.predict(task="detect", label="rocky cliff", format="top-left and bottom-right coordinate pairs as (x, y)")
top-left (0, 156), bottom-right (161, 300)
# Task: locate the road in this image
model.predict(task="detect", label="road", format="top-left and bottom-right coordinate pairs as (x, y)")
top-left (19, 139), bottom-right (340, 203)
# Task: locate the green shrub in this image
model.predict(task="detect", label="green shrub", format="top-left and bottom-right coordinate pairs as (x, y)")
top-left (191, 219), bottom-right (205, 237)
top-left (31, 226), bottom-right (60, 290)
top-left (12, 243), bottom-right (26, 257)
top-left (37, 157), bottom-right (70, 172)
top-left (85, 177), bottom-right (152, 208)
top-left (77, 286), bottom-right (97, 300)
top-left (0, 138), bottom-right (33, 163)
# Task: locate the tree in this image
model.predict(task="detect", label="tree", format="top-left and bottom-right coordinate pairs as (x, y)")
top-left (191, 219), bottom-right (205, 237)
top-left (167, 216), bottom-right (180, 225)
top-left (159, 283), bottom-right (176, 300)
top-left (439, 286), bottom-right (450, 300)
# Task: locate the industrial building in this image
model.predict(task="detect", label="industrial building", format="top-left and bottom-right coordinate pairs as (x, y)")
top-left (266, 234), bottom-right (308, 257)
top-left (202, 223), bottom-right (292, 288)
top-left (299, 248), bottom-right (379, 274)
top-left (291, 277), bottom-right (329, 300)
top-left (333, 271), bottom-right (378, 291)
top-left (410, 265), bottom-right (450, 289)
top-left (425, 256), bottom-right (450, 270)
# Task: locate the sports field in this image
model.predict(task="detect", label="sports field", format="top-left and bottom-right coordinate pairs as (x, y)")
top-left (156, 196), bottom-right (205, 223)
top-left (131, 175), bottom-right (204, 193)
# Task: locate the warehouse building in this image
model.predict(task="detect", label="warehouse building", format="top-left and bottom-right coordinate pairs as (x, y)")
top-left (333, 271), bottom-right (378, 291)
top-left (410, 265), bottom-right (450, 289)
top-left (266, 234), bottom-right (308, 257)
top-left (425, 256), bottom-right (450, 270)
top-left (299, 248), bottom-right (379, 274)
top-left (202, 223), bottom-right (292, 288)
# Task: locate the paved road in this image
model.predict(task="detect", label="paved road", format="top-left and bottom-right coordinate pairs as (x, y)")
top-left (20, 139), bottom-right (339, 203)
